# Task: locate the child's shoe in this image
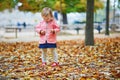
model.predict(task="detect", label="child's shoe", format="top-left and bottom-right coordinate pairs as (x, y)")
top-left (42, 62), bottom-right (46, 66)
top-left (51, 62), bottom-right (59, 67)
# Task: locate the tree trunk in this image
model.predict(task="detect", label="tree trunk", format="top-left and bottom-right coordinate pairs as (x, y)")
top-left (85, 0), bottom-right (94, 46)
top-left (62, 13), bottom-right (68, 24)
top-left (105, 0), bottom-right (110, 35)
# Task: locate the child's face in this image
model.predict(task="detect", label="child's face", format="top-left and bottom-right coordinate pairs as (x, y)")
top-left (42, 14), bottom-right (52, 23)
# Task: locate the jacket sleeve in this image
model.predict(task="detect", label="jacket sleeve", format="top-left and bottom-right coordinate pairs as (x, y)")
top-left (53, 21), bottom-right (60, 33)
top-left (35, 23), bottom-right (41, 34)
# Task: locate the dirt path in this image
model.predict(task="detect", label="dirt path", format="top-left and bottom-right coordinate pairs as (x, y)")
top-left (0, 30), bottom-right (120, 42)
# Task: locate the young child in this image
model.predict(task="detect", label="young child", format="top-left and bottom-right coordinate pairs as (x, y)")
top-left (35, 7), bottom-right (60, 67)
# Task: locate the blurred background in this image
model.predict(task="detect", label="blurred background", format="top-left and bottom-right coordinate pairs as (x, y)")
top-left (0, 0), bottom-right (120, 40)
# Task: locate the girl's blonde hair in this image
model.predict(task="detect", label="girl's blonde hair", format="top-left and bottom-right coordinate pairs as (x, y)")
top-left (41, 7), bottom-right (53, 17)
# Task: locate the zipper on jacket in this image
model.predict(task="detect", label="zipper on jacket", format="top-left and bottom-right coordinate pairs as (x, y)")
top-left (45, 23), bottom-right (48, 43)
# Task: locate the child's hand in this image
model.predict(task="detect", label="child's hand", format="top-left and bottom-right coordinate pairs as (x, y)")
top-left (40, 30), bottom-right (45, 35)
top-left (51, 29), bottom-right (55, 34)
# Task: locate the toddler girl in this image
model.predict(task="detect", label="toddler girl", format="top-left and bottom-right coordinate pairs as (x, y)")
top-left (35, 7), bottom-right (60, 67)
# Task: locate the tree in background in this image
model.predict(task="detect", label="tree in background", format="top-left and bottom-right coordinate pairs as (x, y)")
top-left (18, 0), bottom-right (55, 12)
top-left (0, 0), bottom-right (18, 11)
top-left (0, 0), bottom-right (104, 24)
top-left (105, 0), bottom-right (110, 35)
top-left (0, 0), bottom-right (55, 12)
top-left (85, 0), bottom-right (94, 46)
top-left (54, 0), bottom-right (104, 24)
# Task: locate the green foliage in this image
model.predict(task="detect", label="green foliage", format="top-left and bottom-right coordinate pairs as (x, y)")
top-left (18, 0), bottom-right (55, 12)
top-left (0, 0), bottom-right (104, 13)
top-left (54, 0), bottom-right (104, 13)
top-left (0, 0), bottom-right (18, 11)
top-left (65, 0), bottom-right (83, 12)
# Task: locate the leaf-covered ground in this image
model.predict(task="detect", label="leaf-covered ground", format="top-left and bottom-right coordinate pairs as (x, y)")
top-left (0, 37), bottom-right (120, 80)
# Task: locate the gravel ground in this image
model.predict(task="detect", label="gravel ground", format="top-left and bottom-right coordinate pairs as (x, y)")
top-left (0, 29), bottom-right (120, 42)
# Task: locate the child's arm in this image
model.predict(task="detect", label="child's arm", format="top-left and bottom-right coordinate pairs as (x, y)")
top-left (51, 21), bottom-right (60, 34)
top-left (35, 23), bottom-right (45, 35)
top-left (35, 23), bottom-right (41, 34)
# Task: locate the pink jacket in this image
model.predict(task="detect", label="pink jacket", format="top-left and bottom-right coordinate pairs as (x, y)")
top-left (35, 20), bottom-right (60, 44)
